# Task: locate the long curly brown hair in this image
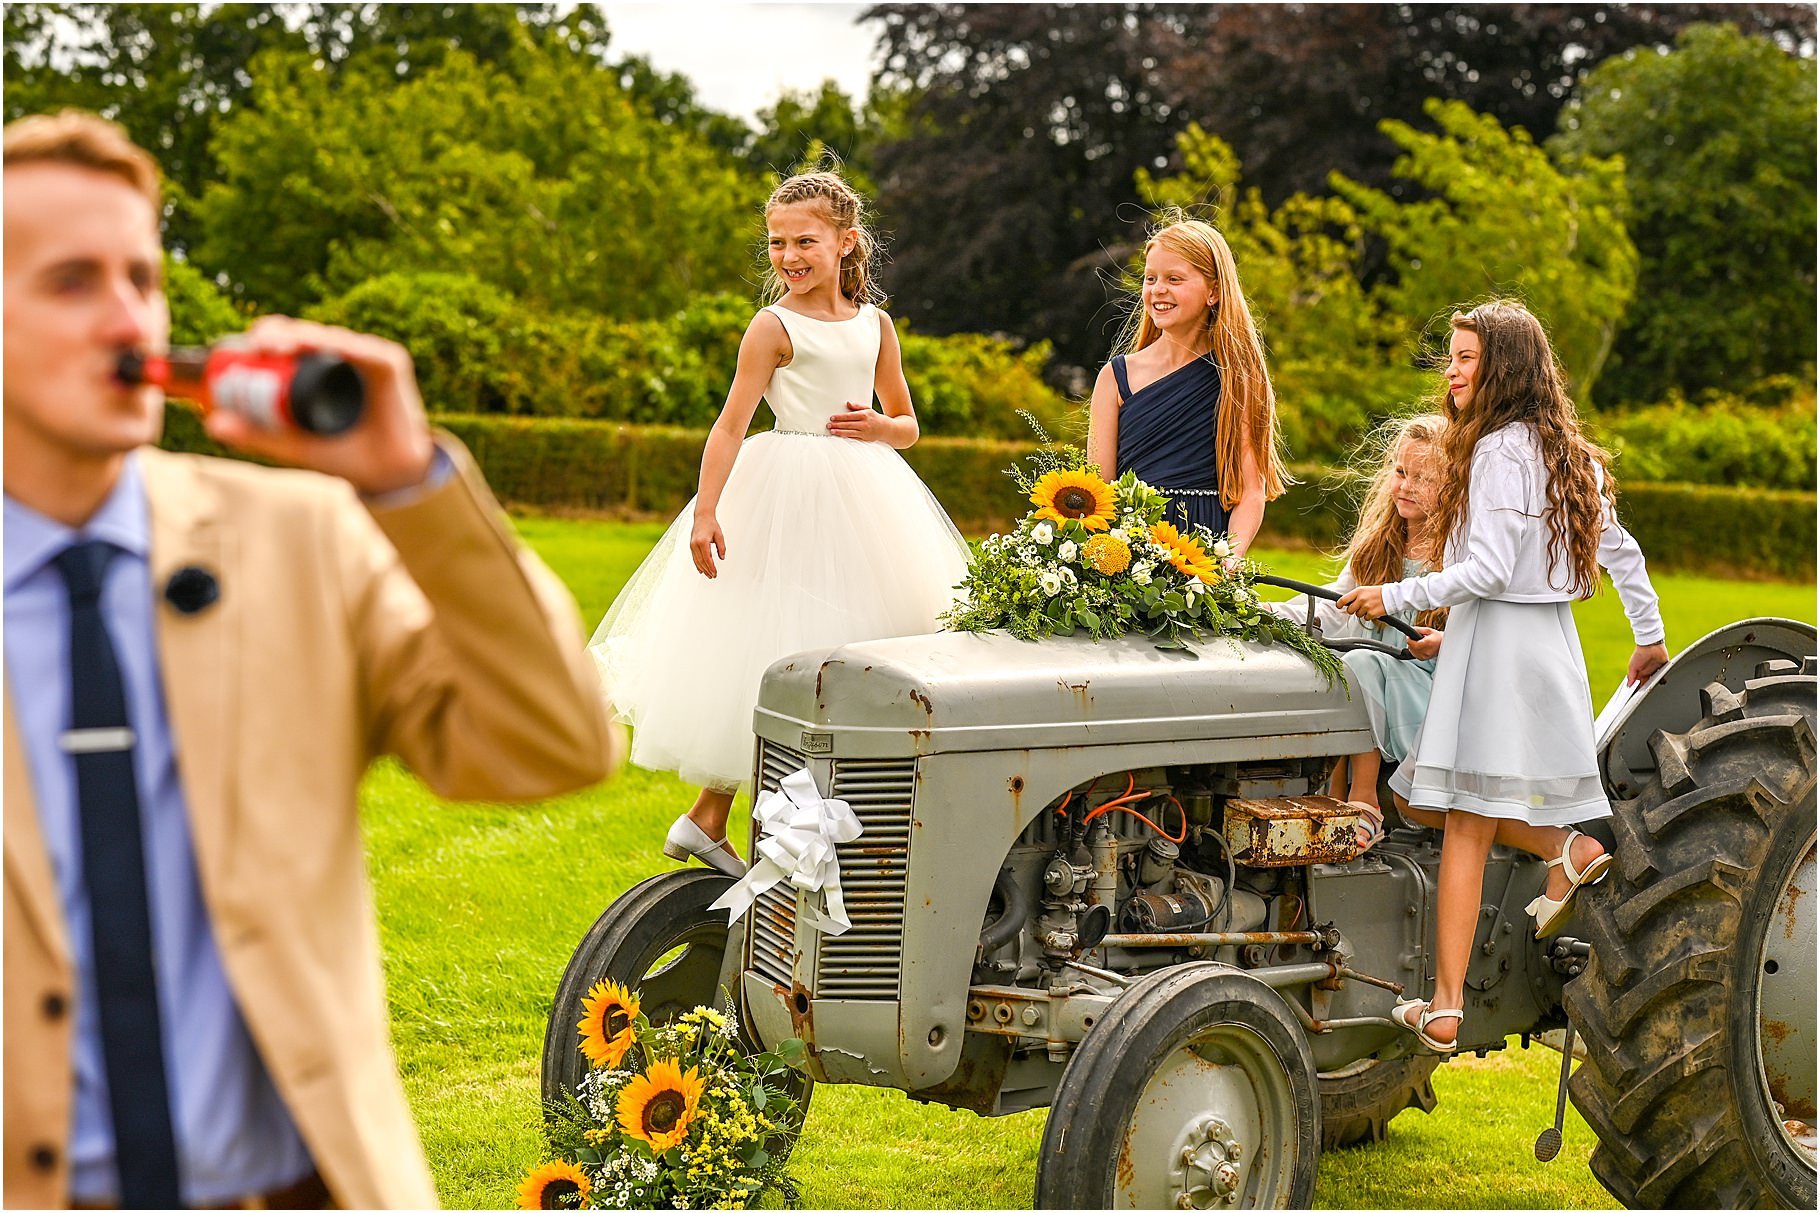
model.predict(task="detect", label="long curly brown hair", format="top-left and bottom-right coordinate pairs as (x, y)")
top-left (1430, 301), bottom-right (1614, 599)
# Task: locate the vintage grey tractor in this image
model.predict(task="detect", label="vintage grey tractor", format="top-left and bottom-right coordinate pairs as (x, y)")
top-left (545, 602), bottom-right (1815, 1209)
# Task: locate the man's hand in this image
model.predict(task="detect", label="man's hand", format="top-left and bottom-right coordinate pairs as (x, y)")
top-left (201, 316), bottom-right (435, 496)
top-left (1407, 626), bottom-right (1443, 661)
top-left (827, 401), bottom-right (889, 441)
top-left (1336, 584), bottom-right (1387, 622)
top-left (1627, 642), bottom-right (1669, 686)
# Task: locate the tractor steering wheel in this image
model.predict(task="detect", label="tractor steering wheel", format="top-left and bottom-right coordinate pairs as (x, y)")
top-left (1252, 574), bottom-right (1423, 661)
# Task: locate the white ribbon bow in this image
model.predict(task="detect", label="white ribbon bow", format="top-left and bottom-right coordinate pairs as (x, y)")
top-left (710, 768), bottom-right (864, 936)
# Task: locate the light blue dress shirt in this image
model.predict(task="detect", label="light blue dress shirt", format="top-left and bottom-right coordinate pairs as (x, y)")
top-left (4, 453), bottom-right (313, 1205)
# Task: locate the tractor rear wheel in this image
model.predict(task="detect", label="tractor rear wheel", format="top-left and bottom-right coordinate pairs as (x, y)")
top-left (1567, 661), bottom-right (1816, 1208)
top-left (1317, 1055), bottom-right (1440, 1149)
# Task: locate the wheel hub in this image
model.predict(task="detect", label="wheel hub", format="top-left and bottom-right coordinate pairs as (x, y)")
top-left (1761, 836), bottom-right (1817, 1167)
top-left (1172, 1116), bottom-right (1246, 1208)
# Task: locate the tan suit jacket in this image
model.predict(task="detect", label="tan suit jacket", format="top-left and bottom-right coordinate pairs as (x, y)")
top-left (4, 438), bottom-right (623, 1208)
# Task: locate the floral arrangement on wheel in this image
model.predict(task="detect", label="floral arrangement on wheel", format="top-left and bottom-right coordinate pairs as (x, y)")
top-left (940, 435), bottom-right (1342, 680)
top-left (520, 980), bottom-right (806, 1210)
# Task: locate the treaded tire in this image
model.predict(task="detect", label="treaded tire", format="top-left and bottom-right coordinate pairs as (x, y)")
top-left (1035, 962), bottom-right (1319, 1209)
top-left (1567, 661), bottom-right (1817, 1209)
top-left (1318, 1055), bottom-right (1440, 1149)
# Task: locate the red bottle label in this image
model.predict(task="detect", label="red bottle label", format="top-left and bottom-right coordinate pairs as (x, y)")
top-left (204, 350), bottom-right (294, 428)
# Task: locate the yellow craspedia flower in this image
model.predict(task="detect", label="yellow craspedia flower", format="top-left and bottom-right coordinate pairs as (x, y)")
top-left (1082, 533), bottom-right (1132, 575)
top-left (617, 1058), bottom-right (705, 1152)
top-left (577, 978), bottom-right (639, 1069)
top-left (516, 1159), bottom-right (591, 1210)
top-left (1030, 469), bottom-right (1116, 531)
top-left (1150, 522), bottom-right (1218, 582)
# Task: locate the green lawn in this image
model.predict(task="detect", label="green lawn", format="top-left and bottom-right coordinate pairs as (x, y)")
top-left (368, 514), bottom-right (1816, 1209)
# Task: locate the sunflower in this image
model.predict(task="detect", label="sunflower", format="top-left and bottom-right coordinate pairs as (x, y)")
top-left (1030, 470), bottom-right (1116, 532)
top-left (1082, 533), bottom-right (1132, 576)
top-left (516, 1160), bottom-right (591, 1210)
top-left (1149, 521), bottom-right (1218, 582)
top-left (617, 1058), bottom-right (706, 1152)
top-left (577, 978), bottom-right (640, 1069)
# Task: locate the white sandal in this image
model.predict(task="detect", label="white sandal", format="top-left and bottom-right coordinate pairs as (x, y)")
top-left (1525, 828), bottom-right (1613, 939)
top-left (663, 814), bottom-right (746, 877)
top-left (1392, 997), bottom-right (1461, 1054)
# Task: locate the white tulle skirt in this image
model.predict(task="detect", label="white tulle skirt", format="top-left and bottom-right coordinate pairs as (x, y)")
top-left (589, 431), bottom-right (970, 791)
top-left (1388, 598), bottom-right (1609, 826)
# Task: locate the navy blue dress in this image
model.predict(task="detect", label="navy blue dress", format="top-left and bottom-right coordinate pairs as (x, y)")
top-left (1111, 354), bottom-right (1229, 536)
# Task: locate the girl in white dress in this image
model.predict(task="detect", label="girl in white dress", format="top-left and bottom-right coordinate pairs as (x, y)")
top-left (590, 171), bottom-right (970, 875)
top-left (1339, 301), bottom-right (1668, 1052)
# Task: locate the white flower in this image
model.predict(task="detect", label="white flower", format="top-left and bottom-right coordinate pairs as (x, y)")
top-left (1109, 527), bottom-right (1128, 542)
top-left (1185, 577), bottom-right (1205, 597)
top-left (1059, 540), bottom-right (1078, 561)
top-left (1040, 571), bottom-right (1063, 595)
top-left (1131, 562), bottom-right (1153, 585)
top-left (1018, 545), bottom-right (1039, 565)
top-left (1060, 566), bottom-right (1077, 586)
top-left (1032, 522), bottom-right (1055, 546)
top-left (1213, 538), bottom-right (1233, 559)
top-left (1234, 586), bottom-right (1253, 604)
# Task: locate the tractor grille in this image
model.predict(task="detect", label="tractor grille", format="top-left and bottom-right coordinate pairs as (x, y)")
top-left (743, 741), bottom-right (915, 1000)
top-left (817, 758), bottom-right (916, 999)
top-left (747, 741), bottom-right (804, 988)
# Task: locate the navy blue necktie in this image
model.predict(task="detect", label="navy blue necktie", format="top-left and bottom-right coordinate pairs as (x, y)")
top-left (54, 541), bottom-right (181, 1209)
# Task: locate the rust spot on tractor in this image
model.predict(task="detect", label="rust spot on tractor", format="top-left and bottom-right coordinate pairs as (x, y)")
top-left (1780, 879), bottom-right (1805, 940)
top-left (1010, 775), bottom-right (1025, 794)
top-left (1115, 1135), bottom-right (1137, 1191)
top-left (1765, 1018), bottom-right (1792, 1046)
top-left (788, 982), bottom-right (814, 1037)
top-left (909, 688), bottom-right (934, 717)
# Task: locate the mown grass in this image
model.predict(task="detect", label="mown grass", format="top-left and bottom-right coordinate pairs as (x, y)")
top-left (367, 514), bottom-right (1815, 1209)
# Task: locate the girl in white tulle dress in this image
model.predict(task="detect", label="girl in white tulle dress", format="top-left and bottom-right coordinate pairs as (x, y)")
top-left (1339, 300), bottom-right (1668, 1054)
top-left (590, 170), bottom-right (969, 876)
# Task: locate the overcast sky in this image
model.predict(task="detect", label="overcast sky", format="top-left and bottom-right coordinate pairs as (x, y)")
top-left (601, 3), bottom-right (881, 121)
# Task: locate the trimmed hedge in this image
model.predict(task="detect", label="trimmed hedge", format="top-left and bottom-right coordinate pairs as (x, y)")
top-left (158, 409), bottom-right (1814, 581)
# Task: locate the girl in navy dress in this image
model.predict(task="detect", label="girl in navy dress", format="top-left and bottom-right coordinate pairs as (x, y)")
top-left (1087, 218), bottom-right (1288, 554)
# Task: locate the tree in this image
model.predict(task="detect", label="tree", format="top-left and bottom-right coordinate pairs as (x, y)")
top-left (1550, 24), bottom-right (1817, 401)
top-left (861, 2), bottom-right (1812, 370)
top-left (3, 3), bottom-right (609, 252)
top-left (193, 39), bottom-right (761, 319)
top-left (1333, 99), bottom-right (1638, 402)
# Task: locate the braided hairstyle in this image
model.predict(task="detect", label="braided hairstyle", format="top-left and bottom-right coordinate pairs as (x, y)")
top-left (763, 170), bottom-right (881, 306)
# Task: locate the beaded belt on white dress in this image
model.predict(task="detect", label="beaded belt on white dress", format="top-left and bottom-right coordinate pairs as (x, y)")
top-left (1158, 486), bottom-right (1220, 496)
top-left (772, 428), bottom-right (838, 437)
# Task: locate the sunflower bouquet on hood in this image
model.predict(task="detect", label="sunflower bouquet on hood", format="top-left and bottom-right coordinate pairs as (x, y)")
top-left (941, 430), bottom-right (1341, 679)
top-left (522, 980), bottom-right (806, 1210)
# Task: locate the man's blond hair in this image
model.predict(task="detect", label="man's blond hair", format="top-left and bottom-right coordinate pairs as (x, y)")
top-left (3, 109), bottom-right (160, 207)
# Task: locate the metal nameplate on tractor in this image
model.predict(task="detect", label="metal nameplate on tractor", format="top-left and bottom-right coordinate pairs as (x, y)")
top-left (1223, 795), bottom-right (1360, 867)
top-left (799, 731), bottom-right (833, 754)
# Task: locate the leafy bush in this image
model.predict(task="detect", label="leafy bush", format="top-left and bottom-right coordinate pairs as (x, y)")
top-left (155, 409), bottom-right (1813, 579)
top-left (165, 255), bottom-right (246, 346)
top-left (1591, 387), bottom-right (1816, 491)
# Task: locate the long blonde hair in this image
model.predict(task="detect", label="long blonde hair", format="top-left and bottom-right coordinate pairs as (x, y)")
top-left (762, 170), bottom-right (882, 307)
top-left (1431, 301), bottom-right (1613, 599)
top-left (1345, 413), bottom-right (1450, 630)
top-left (1117, 217), bottom-right (1287, 508)
top-left (1346, 413), bottom-right (1449, 586)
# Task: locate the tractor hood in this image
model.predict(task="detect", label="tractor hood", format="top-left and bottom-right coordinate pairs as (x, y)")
top-left (753, 628), bottom-right (1363, 759)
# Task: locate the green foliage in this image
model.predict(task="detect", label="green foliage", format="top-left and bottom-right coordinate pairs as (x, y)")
top-left (1331, 98), bottom-right (1639, 402)
top-left (194, 40), bottom-right (761, 318)
top-left (164, 256), bottom-right (245, 346)
top-left (898, 330), bottom-right (1073, 440)
top-left (1590, 387), bottom-right (1817, 491)
top-left (1550, 24), bottom-right (1818, 402)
